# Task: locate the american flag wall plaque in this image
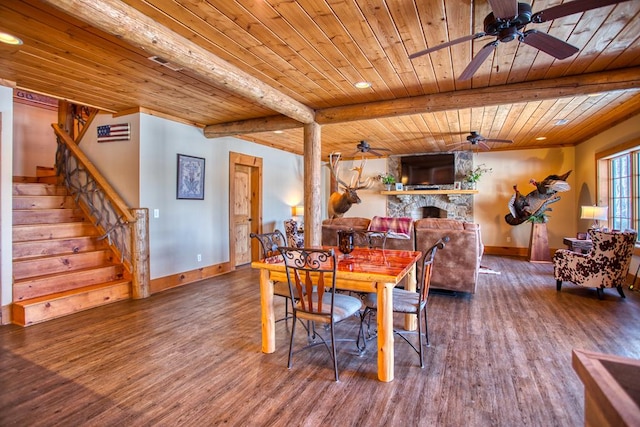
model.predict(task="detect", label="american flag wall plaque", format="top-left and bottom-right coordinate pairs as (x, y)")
top-left (97, 123), bottom-right (130, 143)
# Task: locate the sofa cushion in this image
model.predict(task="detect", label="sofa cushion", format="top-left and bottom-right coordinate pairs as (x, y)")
top-left (369, 216), bottom-right (413, 238)
top-left (321, 217), bottom-right (371, 246)
top-left (414, 218), bottom-right (482, 294)
top-left (415, 218), bottom-right (466, 230)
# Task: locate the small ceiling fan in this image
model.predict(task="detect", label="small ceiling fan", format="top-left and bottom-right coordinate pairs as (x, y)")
top-left (449, 131), bottom-right (513, 151)
top-left (409, 0), bottom-right (631, 80)
top-left (352, 140), bottom-right (392, 157)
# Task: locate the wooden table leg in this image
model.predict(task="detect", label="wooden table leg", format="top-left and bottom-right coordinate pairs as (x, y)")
top-left (377, 281), bottom-right (394, 382)
top-left (404, 263), bottom-right (417, 331)
top-left (259, 269), bottom-right (275, 353)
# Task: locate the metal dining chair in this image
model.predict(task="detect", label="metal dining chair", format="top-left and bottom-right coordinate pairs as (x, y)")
top-left (250, 230), bottom-right (297, 323)
top-left (357, 237), bottom-right (449, 368)
top-left (352, 229), bottom-right (389, 249)
top-left (279, 247), bottom-right (362, 381)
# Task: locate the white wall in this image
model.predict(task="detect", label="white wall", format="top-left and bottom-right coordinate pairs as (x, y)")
top-left (12, 102), bottom-right (57, 177)
top-left (80, 112), bottom-right (140, 207)
top-left (0, 84), bottom-right (14, 313)
top-left (136, 114), bottom-right (304, 279)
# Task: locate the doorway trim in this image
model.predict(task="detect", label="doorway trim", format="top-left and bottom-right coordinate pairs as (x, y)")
top-left (228, 152), bottom-right (262, 270)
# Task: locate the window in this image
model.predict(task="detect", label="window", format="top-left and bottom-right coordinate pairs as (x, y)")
top-left (597, 140), bottom-right (640, 240)
top-left (609, 153), bottom-right (633, 231)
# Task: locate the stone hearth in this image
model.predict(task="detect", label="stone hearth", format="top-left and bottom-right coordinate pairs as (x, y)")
top-left (388, 193), bottom-right (474, 222)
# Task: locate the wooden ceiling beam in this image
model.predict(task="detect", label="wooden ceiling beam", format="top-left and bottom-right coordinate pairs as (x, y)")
top-left (203, 67), bottom-right (640, 137)
top-left (203, 116), bottom-right (303, 138)
top-left (40, 0), bottom-right (316, 125)
top-left (316, 67), bottom-right (640, 124)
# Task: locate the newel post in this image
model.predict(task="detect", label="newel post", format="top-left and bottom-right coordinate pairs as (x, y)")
top-left (131, 208), bottom-right (150, 299)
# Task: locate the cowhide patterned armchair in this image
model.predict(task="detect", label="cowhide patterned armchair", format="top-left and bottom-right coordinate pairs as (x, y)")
top-left (553, 229), bottom-right (637, 299)
top-left (284, 219), bottom-right (304, 248)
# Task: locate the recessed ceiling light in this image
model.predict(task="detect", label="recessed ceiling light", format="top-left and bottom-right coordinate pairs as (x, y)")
top-left (354, 81), bottom-right (372, 89)
top-left (273, 130), bottom-right (283, 134)
top-left (536, 137), bottom-right (547, 141)
top-left (555, 119), bottom-right (569, 126)
top-left (0, 32), bottom-right (23, 45)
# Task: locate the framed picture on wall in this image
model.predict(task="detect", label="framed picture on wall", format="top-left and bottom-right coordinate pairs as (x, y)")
top-left (177, 154), bottom-right (205, 200)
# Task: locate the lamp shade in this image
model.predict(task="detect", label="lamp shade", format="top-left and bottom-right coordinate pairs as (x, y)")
top-left (580, 205), bottom-right (608, 221)
top-left (291, 205), bottom-right (304, 217)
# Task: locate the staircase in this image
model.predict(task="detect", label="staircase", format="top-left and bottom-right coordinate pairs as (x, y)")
top-left (12, 180), bottom-right (131, 326)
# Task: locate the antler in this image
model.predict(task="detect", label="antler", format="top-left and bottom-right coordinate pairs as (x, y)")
top-left (350, 158), bottom-right (372, 189)
top-left (328, 152), bottom-right (349, 188)
top-left (328, 152), bottom-right (372, 190)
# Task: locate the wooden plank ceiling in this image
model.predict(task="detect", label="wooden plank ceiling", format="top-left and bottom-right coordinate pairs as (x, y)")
top-left (0, 0), bottom-right (639, 159)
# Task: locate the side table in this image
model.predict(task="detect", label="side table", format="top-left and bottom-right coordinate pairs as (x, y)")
top-left (563, 237), bottom-right (593, 254)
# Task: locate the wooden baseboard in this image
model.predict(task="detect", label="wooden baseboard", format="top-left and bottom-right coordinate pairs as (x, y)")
top-left (0, 304), bottom-right (11, 325)
top-left (150, 262), bottom-right (233, 294)
top-left (484, 246), bottom-right (560, 259)
top-left (484, 246), bottom-right (529, 257)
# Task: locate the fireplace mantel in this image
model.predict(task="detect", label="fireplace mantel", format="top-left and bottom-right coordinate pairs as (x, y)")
top-left (380, 189), bottom-right (478, 195)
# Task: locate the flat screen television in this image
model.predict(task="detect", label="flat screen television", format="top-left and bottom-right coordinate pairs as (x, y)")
top-left (401, 154), bottom-right (455, 186)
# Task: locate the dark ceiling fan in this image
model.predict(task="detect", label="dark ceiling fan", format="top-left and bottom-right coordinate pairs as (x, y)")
top-left (449, 131), bottom-right (513, 151)
top-left (352, 140), bottom-right (392, 157)
top-left (409, 0), bottom-right (632, 80)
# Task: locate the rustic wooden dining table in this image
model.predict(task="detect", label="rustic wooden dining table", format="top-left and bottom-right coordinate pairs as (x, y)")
top-left (251, 246), bottom-right (422, 382)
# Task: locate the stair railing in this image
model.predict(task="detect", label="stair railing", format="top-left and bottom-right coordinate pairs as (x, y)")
top-left (52, 123), bottom-right (150, 299)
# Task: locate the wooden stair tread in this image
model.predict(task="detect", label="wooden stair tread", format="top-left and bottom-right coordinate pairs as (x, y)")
top-left (13, 195), bottom-right (77, 210)
top-left (13, 236), bottom-right (109, 260)
top-left (13, 208), bottom-right (86, 225)
top-left (13, 279), bottom-right (131, 306)
top-left (14, 264), bottom-right (125, 285)
top-left (13, 250), bottom-right (116, 280)
top-left (12, 183), bottom-right (68, 196)
top-left (12, 279), bottom-right (132, 327)
top-left (13, 222), bottom-right (99, 242)
top-left (13, 265), bottom-right (128, 301)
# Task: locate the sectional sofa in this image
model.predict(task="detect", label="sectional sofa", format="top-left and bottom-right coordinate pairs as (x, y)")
top-left (321, 216), bottom-right (484, 294)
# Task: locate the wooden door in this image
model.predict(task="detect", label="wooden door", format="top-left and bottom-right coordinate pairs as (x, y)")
top-left (229, 152), bottom-right (262, 269)
top-left (233, 165), bottom-right (252, 266)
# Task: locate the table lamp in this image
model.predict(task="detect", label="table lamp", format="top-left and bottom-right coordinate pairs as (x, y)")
top-left (291, 205), bottom-right (304, 228)
top-left (580, 205), bottom-right (608, 230)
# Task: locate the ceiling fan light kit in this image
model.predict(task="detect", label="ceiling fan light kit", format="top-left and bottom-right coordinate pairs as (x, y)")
top-left (410, 0), bottom-right (632, 81)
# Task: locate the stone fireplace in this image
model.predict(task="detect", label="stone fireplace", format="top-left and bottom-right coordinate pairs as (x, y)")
top-left (387, 193), bottom-right (474, 222)
top-left (384, 151), bottom-right (475, 222)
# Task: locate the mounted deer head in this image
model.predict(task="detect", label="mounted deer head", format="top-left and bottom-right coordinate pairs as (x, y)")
top-left (327, 153), bottom-right (372, 219)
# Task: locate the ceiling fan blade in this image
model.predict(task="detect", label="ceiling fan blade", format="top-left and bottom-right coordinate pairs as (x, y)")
top-left (478, 141), bottom-right (491, 151)
top-left (368, 149), bottom-right (387, 157)
top-left (409, 33), bottom-right (486, 59)
top-left (459, 41), bottom-right (498, 81)
top-left (532, 0), bottom-right (632, 23)
top-left (521, 30), bottom-right (579, 60)
top-left (488, 0), bottom-right (518, 19)
top-left (484, 138), bottom-right (513, 143)
top-left (371, 147), bottom-right (392, 152)
top-left (446, 142), bottom-right (467, 150)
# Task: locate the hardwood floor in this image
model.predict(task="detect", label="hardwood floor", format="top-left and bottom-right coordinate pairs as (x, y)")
top-left (1, 255), bottom-right (639, 426)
